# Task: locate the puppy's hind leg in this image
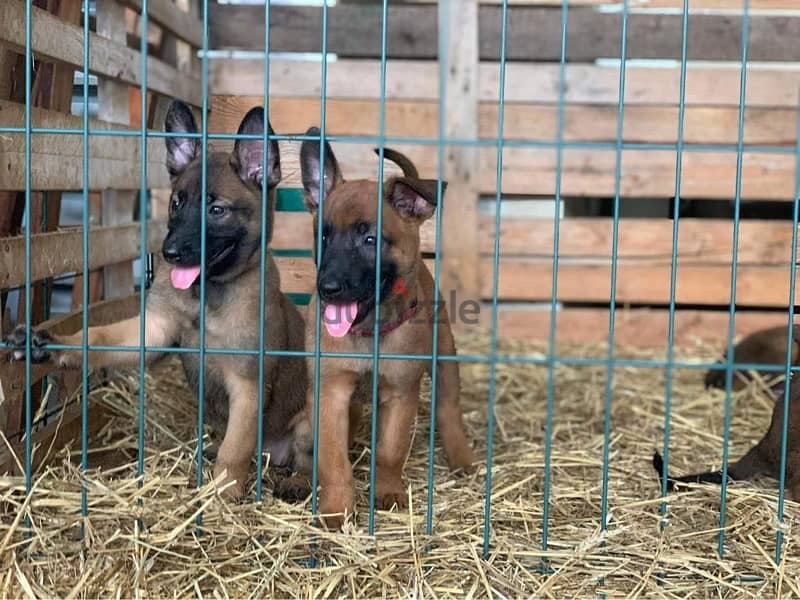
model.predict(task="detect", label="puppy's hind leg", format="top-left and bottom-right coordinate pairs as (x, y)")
top-left (434, 323), bottom-right (475, 473)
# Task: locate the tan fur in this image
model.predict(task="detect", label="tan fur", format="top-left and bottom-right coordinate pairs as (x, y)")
top-left (282, 171), bottom-right (474, 529)
top-left (7, 153), bottom-right (307, 501)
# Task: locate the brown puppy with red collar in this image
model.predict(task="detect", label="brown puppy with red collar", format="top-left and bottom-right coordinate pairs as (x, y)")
top-left (276, 129), bottom-right (475, 528)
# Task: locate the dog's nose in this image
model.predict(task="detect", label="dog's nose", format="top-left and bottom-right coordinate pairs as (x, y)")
top-left (162, 243), bottom-right (182, 263)
top-left (318, 277), bottom-right (343, 298)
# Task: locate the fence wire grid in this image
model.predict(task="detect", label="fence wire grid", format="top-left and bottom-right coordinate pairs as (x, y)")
top-left (1, 0), bottom-right (799, 575)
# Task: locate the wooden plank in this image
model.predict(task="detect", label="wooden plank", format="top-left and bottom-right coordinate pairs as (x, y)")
top-left (0, 400), bottom-right (110, 475)
top-left (480, 306), bottom-right (793, 348)
top-left (439, 0), bottom-right (480, 305)
top-left (268, 141), bottom-right (796, 201)
top-left (399, 0), bottom-right (798, 8)
top-left (0, 295), bottom-right (141, 400)
top-left (0, 221), bottom-right (167, 289)
top-left (478, 258), bottom-right (797, 306)
top-left (209, 58), bottom-right (800, 108)
top-left (209, 4), bottom-right (800, 62)
top-left (211, 95), bottom-right (798, 147)
top-left (0, 100), bottom-right (168, 191)
top-left (118, 0), bottom-right (201, 48)
top-left (198, 124), bottom-right (796, 199)
top-left (97, 0), bottom-right (137, 301)
top-left (479, 217), bottom-right (798, 265)
top-left (268, 214), bottom-right (797, 266)
top-left (70, 194), bottom-right (104, 309)
top-left (0, 0), bottom-right (202, 106)
top-left (263, 255), bottom-right (796, 308)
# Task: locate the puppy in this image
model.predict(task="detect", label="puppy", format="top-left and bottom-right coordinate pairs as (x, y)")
top-left (5, 100), bottom-right (307, 499)
top-left (704, 326), bottom-right (798, 394)
top-left (654, 329), bottom-right (800, 500)
top-left (275, 130), bottom-right (475, 528)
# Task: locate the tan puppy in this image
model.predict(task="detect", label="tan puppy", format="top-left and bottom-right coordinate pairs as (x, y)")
top-left (276, 129), bottom-right (475, 528)
top-left (5, 101), bottom-right (307, 499)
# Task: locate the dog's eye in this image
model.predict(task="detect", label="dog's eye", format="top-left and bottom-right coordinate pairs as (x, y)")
top-left (208, 205), bottom-right (226, 217)
top-left (364, 235), bottom-right (376, 246)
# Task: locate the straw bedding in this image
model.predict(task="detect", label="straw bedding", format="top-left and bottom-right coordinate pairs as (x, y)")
top-left (1, 332), bottom-right (799, 598)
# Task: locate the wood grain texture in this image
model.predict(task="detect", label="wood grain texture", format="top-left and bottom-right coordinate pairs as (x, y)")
top-left (378, 0), bottom-right (797, 9)
top-left (479, 217), bottom-right (798, 265)
top-left (439, 0), bottom-right (480, 302)
top-left (0, 100), bottom-right (168, 190)
top-left (1, 221), bottom-right (167, 289)
top-left (210, 95), bottom-right (798, 146)
top-left (209, 58), bottom-right (800, 107)
top-left (209, 4), bottom-right (800, 62)
top-left (269, 212), bottom-right (797, 267)
top-left (268, 255), bottom-right (796, 307)
top-left (479, 259), bottom-right (795, 306)
top-left (477, 306), bottom-right (793, 348)
top-left (118, 0), bottom-right (201, 48)
top-left (263, 141), bottom-right (795, 201)
top-left (0, 0), bottom-right (201, 105)
top-left (97, 0), bottom-right (137, 300)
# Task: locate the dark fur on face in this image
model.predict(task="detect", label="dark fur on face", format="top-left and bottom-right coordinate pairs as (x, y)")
top-left (163, 101), bottom-right (281, 283)
top-left (5, 101), bottom-right (308, 502)
top-left (299, 129), bottom-right (443, 327)
top-left (276, 128), bottom-right (474, 528)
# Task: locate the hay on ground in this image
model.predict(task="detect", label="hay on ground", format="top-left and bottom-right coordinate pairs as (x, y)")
top-left (1, 332), bottom-right (799, 598)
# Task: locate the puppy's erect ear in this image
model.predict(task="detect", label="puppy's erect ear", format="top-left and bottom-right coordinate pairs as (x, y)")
top-left (387, 178), bottom-right (446, 222)
top-left (233, 106), bottom-right (281, 188)
top-left (164, 100), bottom-right (199, 180)
top-left (300, 126), bottom-right (342, 214)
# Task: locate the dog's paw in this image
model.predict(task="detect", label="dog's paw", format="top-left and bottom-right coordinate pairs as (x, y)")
top-left (704, 368), bottom-right (724, 389)
top-left (316, 513), bottom-right (346, 531)
top-left (447, 446), bottom-right (477, 476)
top-left (273, 474), bottom-right (312, 503)
top-left (4, 325), bottom-right (53, 363)
top-left (375, 480), bottom-right (408, 510)
top-left (213, 462), bottom-right (250, 501)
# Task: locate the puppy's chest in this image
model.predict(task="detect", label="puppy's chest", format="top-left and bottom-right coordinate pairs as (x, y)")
top-left (178, 286), bottom-right (256, 348)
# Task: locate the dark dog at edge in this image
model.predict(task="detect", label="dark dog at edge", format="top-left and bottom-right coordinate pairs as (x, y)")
top-left (654, 330), bottom-right (800, 500)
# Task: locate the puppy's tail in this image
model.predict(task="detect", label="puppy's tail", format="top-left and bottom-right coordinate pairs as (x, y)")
top-left (375, 147), bottom-right (419, 179)
top-left (653, 445), bottom-right (769, 493)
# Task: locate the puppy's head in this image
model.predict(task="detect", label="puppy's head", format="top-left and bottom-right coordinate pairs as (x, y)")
top-left (162, 100), bottom-right (281, 288)
top-left (299, 128), bottom-right (444, 337)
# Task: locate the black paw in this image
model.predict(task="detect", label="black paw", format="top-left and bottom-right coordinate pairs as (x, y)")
top-left (273, 474), bottom-right (312, 503)
top-left (4, 325), bottom-right (52, 363)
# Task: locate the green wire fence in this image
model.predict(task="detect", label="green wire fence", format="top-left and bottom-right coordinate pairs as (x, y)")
top-left (2, 0), bottom-right (800, 573)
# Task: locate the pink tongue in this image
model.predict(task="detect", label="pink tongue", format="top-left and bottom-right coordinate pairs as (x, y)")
top-left (323, 302), bottom-right (359, 338)
top-left (170, 266), bottom-right (202, 290)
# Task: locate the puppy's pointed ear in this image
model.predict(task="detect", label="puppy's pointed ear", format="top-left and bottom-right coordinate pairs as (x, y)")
top-left (387, 178), bottom-right (446, 222)
top-left (233, 106), bottom-right (281, 188)
top-left (164, 100), bottom-right (199, 180)
top-left (300, 126), bottom-right (342, 214)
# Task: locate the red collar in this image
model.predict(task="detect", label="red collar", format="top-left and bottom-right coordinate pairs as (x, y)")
top-left (349, 300), bottom-right (419, 337)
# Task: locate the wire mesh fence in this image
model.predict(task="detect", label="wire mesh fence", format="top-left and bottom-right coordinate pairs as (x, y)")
top-left (1, 0), bottom-right (800, 592)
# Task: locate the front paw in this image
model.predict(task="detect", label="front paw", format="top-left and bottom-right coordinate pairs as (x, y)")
top-left (318, 486), bottom-right (355, 530)
top-left (213, 462), bottom-right (249, 501)
top-left (375, 479), bottom-right (408, 510)
top-left (273, 473), bottom-right (312, 503)
top-left (5, 325), bottom-right (53, 363)
top-left (447, 447), bottom-right (476, 476)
